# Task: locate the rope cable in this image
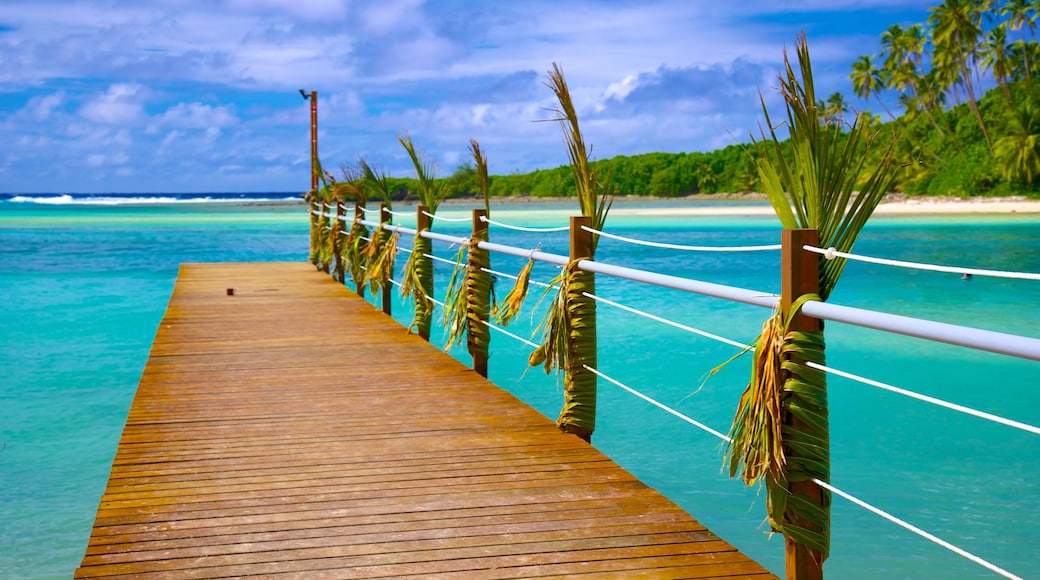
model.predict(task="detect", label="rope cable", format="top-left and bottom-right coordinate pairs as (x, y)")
top-left (581, 361), bottom-right (1024, 580)
top-left (481, 320), bottom-right (540, 348)
top-left (421, 210), bottom-right (471, 222)
top-left (583, 364), bottom-right (733, 442)
top-left (583, 292), bottom-right (747, 349)
top-left (424, 253), bottom-right (460, 267)
top-left (583, 225), bottom-right (782, 252)
top-left (812, 478), bottom-right (1022, 580)
top-left (479, 215), bottom-right (570, 232)
top-left (807, 361), bottom-right (1040, 436)
top-left (805, 245), bottom-right (1040, 281)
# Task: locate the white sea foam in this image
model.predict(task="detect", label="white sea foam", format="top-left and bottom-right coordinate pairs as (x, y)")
top-left (6, 194), bottom-right (299, 205)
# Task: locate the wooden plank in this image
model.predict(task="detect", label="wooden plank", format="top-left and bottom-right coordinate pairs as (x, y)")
top-left (75, 262), bottom-right (777, 579)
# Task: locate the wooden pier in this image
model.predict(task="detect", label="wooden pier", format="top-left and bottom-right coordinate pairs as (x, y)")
top-left (76, 262), bottom-right (776, 579)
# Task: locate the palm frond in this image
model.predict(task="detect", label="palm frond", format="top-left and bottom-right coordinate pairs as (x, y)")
top-left (442, 244), bottom-right (469, 349)
top-left (400, 235), bottom-right (435, 336)
top-left (398, 134), bottom-right (446, 213)
top-left (543, 63), bottom-right (614, 248)
top-left (364, 231), bottom-right (398, 296)
top-left (470, 138), bottom-right (491, 215)
top-left (360, 159), bottom-right (394, 211)
top-left (492, 258), bottom-right (534, 326)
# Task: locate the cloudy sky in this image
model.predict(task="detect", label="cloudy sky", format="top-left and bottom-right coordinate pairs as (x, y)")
top-left (0, 0), bottom-right (934, 193)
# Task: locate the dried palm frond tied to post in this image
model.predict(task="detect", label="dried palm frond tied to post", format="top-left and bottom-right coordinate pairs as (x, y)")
top-left (335, 161), bottom-right (370, 294)
top-left (505, 63), bottom-right (613, 441)
top-left (398, 135), bottom-right (448, 340)
top-left (725, 33), bottom-right (901, 567)
top-left (309, 161), bottom-right (335, 271)
top-left (360, 160), bottom-right (398, 299)
top-left (443, 139), bottom-right (493, 373)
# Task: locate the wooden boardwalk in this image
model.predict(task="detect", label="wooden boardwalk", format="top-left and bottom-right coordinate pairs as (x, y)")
top-left (76, 262), bottom-right (777, 579)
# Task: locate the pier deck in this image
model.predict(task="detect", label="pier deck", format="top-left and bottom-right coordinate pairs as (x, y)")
top-left (75, 262), bottom-right (776, 579)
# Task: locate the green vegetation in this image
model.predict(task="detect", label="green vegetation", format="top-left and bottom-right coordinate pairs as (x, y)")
top-left (848, 0), bottom-right (1039, 196)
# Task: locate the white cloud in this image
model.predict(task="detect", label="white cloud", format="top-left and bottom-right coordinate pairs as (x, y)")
top-left (0, 0), bottom-right (937, 191)
top-left (80, 84), bottom-right (146, 125)
top-left (25, 93), bottom-right (65, 121)
top-left (155, 103), bottom-right (237, 129)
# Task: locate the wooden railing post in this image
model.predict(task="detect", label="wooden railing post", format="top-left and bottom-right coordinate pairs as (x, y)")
top-left (308, 199), bottom-right (319, 266)
top-left (559, 215), bottom-right (597, 443)
top-left (469, 209), bottom-right (491, 377)
top-left (353, 202), bottom-right (366, 297)
top-left (319, 201), bottom-right (331, 273)
top-left (781, 228), bottom-right (826, 580)
top-left (380, 203), bottom-right (392, 316)
top-left (333, 201), bottom-right (345, 282)
top-left (415, 205), bottom-right (433, 341)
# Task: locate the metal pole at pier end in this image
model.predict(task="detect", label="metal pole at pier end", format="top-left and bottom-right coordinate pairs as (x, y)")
top-left (308, 90), bottom-right (318, 192)
top-left (299, 89), bottom-right (319, 192)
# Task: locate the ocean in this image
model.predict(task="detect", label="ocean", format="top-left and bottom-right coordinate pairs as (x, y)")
top-left (1, 193), bottom-right (1037, 579)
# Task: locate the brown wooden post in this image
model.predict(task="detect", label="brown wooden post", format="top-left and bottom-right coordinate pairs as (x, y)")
top-left (380, 204), bottom-right (392, 316)
top-left (354, 202), bottom-right (366, 297)
top-left (561, 215), bottom-right (597, 443)
top-left (416, 205), bottom-right (432, 341)
top-left (470, 209), bottom-right (490, 377)
top-left (781, 228), bottom-right (825, 580)
top-left (333, 201), bottom-right (345, 282)
top-left (308, 198), bottom-right (319, 265)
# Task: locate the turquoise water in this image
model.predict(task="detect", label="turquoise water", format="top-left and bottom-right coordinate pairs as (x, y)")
top-left (1, 200), bottom-right (1037, 579)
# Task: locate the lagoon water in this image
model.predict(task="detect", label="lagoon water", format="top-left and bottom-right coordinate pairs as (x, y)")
top-left (1, 194), bottom-right (1037, 579)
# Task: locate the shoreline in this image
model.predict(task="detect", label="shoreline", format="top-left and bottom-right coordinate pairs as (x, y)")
top-left (5, 193), bottom-right (1039, 216)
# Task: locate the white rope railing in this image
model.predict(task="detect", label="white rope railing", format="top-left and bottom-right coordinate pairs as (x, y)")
top-left (583, 225), bottom-right (782, 252)
top-left (805, 245), bottom-right (1040, 281)
top-left (583, 292), bottom-right (747, 350)
top-left (584, 288), bottom-right (1037, 435)
top-left (481, 319), bottom-right (539, 348)
top-left (422, 210), bottom-right (471, 222)
top-left (424, 252), bottom-right (460, 267)
top-left (583, 364), bottom-right (733, 442)
top-left (480, 215), bottom-right (570, 232)
top-left (582, 362), bottom-right (1024, 580)
top-left (806, 361), bottom-right (1040, 436)
top-left (811, 478), bottom-right (1022, 580)
top-left (386, 208), bottom-right (413, 218)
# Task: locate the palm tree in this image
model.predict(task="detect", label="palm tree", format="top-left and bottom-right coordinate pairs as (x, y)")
top-left (820, 92), bottom-right (849, 125)
top-left (980, 24), bottom-right (1015, 104)
top-left (930, 0), bottom-right (994, 153)
top-left (727, 33), bottom-right (901, 567)
top-left (1002, 0), bottom-right (1038, 82)
top-left (851, 55), bottom-right (896, 118)
top-left (994, 90), bottom-right (1040, 183)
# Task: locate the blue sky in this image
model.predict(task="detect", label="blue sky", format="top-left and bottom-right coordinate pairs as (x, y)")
top-left (0, 0), bottom-right (934, 193)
